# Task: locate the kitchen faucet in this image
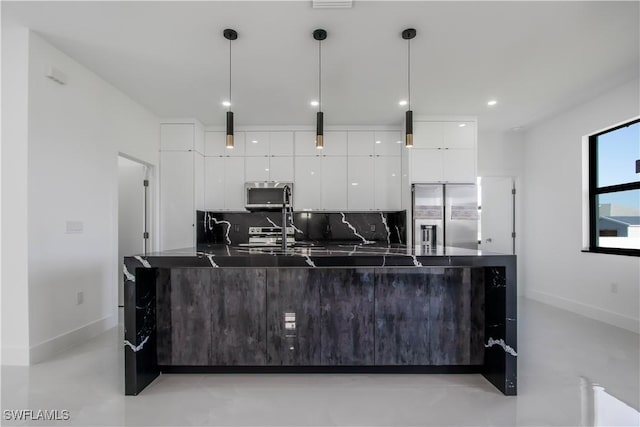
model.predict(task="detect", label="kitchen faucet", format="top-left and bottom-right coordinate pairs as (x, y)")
top-left (281, 185), bottom-right (292, 250)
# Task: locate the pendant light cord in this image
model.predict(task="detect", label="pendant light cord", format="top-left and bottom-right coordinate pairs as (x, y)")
top-left (318, 39), bottom-right (322, 112)
top-left (407, 37), bottom-right (411, 110)
top-left (229, 38), bottom-right (232, 112)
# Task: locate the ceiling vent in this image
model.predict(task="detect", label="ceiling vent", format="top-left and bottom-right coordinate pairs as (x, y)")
top-left (312, 0), bottom-right (353, 8)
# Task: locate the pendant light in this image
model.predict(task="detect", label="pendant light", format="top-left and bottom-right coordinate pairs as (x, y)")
top-left (313, 29), bottom-right (327, 150)
top-left (223, 28), bottom-right (238, 149)
top-left (402, 28), bottom-right (416, 147)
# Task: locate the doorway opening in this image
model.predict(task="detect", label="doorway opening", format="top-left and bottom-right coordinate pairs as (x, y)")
top-left (117, 155), bottom-right (151, 307)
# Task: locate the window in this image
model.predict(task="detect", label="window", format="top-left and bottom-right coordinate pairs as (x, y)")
top-left (588, 118), bottom-right (640, 256)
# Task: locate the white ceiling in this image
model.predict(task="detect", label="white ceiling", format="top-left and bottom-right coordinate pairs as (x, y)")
top-left (3, 1), bottom-right (639, 131)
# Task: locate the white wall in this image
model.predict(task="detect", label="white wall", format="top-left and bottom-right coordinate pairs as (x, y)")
top-left (1, 29), bottom-right (160, 364)
top-left (522, 77), bottom-right (640, 333)
top-left (1, 22), bottom-right (31, 365)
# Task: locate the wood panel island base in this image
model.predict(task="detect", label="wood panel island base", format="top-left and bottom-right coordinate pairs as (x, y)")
top-left (124, 245), bottom-right (516, 396)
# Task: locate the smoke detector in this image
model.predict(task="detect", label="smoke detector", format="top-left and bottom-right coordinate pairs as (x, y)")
top-left (312, 0), bottom-right (353, 8)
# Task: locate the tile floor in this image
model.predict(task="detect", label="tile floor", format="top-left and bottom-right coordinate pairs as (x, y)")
top-left (1, 298), bottom-right (638, 426)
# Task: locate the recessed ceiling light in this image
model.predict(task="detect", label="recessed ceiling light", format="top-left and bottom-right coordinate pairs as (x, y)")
top-left (265, 168), bottom-right (269, 171)
top-left (375, 140), bottom-right (381, 144)
top-left (251, 140), bottom-right (258, 144)
top-left (511, 126), bottom-right (524, 132)
top-left (310, 100), bottom-right (319, 107)
top-left (310, 171), bottom-right (315, 175)
top-left (396, 140), bottom-right (402, 144)
top-left (459, 123), bottom-right (466, 127)
top-left (487, 100), bottom-right (497, 106)
top-left (222, 101), bottom-right (231, 107)
top-left (351, 182), bottom-right (359, 186)
top-left (398, 100), bottom-right (408, 106)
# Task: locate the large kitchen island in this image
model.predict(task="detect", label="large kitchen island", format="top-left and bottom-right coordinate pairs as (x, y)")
top-left (124, 244), bottom-right (517, 396)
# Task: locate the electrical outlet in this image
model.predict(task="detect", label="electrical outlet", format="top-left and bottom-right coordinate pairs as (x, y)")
top-left (234, 224), bottom-right (240, 232)
top-left (610, 283), bottom-right (618, 294)
top-left (77, 291), bottom-right (84, 305)
top-left (370, 224), bottom-right (376, 232)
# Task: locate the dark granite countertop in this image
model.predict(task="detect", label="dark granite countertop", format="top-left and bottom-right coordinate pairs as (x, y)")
top-left (124, 243), bottom-right (514, 269)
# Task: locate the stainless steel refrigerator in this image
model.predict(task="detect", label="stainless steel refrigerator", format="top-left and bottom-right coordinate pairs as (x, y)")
top-left (412, 184), bottom-right (479, 249)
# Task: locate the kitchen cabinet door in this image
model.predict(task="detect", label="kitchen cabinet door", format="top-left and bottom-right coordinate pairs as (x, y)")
top-left (374, 269), bottom-right (430, 365)
top-left (161, 124), bottom-right (194, 151)
top-left (245, 156), bottom-right (270, 182)
top-left (210, 269), bottom-right (267, 365)
top-left (322, 131), bottom-right (348, 156)
top-left (374, 156), bottom-right (401, 211)
top-left (204, 157), bottom-right (225, 210)
top-left (269, 156), bottom-right (294, 182)
top-left (194, 153), bottom-right (205, 211)
top-left (443, 122), bottom-right (476, 149)
top-left (294, 156), bottom-right (322, 210)
top-left (266, 269), bottom-right (321, 366)
top-left (321, 156), bottom-right (347, 210)
top-left (160, 151), bottom-right (194, 250)
top-left (347, 131), bottom-right (374, 156)
top-left (374, 131), bottom-right (402, 156)
top-left (348, 156), bottom-right (375, 210)
top-left (413, 121), bottom-right (443, 149)
top-left (224, 157), bottom-right (246, 210)
top-left (443, 149), bottom-right (476, 183)
top-left (269, 131), bottom-right (294, 156)
top-left (411, 149), bottom-right (443, 182)
top-left (294, 131), bottom-right (318, 156)
top-left (320, 269), bottom-right (375, 365)
top-left (205, 131), bottom-right (226, 157)
top-left (245, 132), bottom-right (270, 156)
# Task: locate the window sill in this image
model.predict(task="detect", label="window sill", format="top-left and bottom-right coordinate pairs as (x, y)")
top-left (582, 247), bottom-right (640, 257)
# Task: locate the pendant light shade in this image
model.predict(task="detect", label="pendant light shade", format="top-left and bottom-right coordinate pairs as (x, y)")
top-left (402, 28), bottom-right (416, 147)
top-left (223, 28), bottom-right (238, 149)
top-left (313, 29), bottom-right (327, 150)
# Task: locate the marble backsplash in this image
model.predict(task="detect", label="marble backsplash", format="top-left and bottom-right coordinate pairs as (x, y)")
top-left (197, 210), bottom-right (407, 245)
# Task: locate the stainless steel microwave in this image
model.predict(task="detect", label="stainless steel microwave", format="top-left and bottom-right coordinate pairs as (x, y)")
top-left (244, 182), bottom-right (293, 210)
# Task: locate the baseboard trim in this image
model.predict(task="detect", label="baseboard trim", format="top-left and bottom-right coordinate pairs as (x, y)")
top-left (526, 290), bottom-right (639, 334)
top-left (29, 314), bottom-right (117, 364)
top-left (1, 346), bottom-right (31, 366)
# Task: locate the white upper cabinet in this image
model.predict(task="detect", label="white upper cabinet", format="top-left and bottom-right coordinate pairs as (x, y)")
top-left (294, 156), bottom-right (322, 210)
top-left (224, 157), bottom-right (245, 209)
top-left (205, 131), bottom-right (226, 156)
top-left (443, 122), bottom-right (476, 149)
top-left (160, 151), bottom-right (195, 250)
top-left (411, 149), bottom-right (444, 182)
top-left (294, 131), bottom-right (319, 156)
top-left (347, 156), bottom-right (375, 210)
top-left (443, 149), bottom-right (476, 182)
top-left (413, 122), bottom-right (443, 149)
top-left (269, 132), bottom-right (294, 156)
top-left (269, 156), bottom-right (294, 182)
top-left (205, 131), bottom-right (245, 156)
top-left (245, 156), bottom-right (270, 182)
top-left (348, 131), bottom-right (374, 156)
top-left (204, 156), bottom-right (225, 210)
top-left (374, 131), bottom-right (402, 156)
top-left (374, 156), bottom-right (401, 210)
top-left (322, 156), bottom-right (348, 210)
top-left (323, 131), bottom-right (348, 156)
top-left (161, 124), bottom-right (194, 151)
top-left (245, 132), bottom-right (270, 156)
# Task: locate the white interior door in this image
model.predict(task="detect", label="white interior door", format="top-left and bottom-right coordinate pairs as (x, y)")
top-left (118, 156), bottom-right (147, 306)
top-left (479, 176), bottom-right (515, 254)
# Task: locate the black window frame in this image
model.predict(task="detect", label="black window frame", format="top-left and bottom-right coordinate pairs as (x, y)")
top-left (587, 118), bottom-right (640, 257)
